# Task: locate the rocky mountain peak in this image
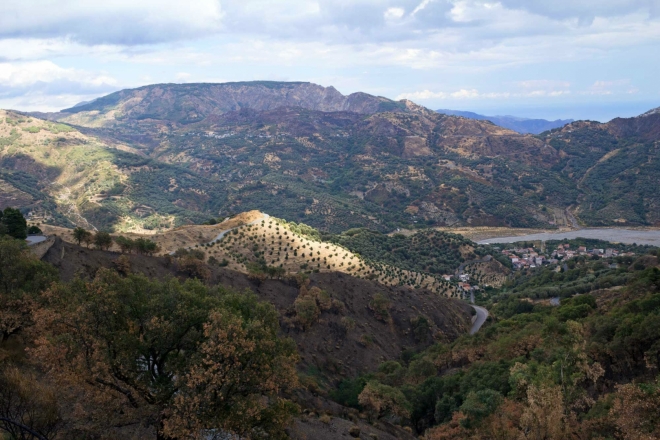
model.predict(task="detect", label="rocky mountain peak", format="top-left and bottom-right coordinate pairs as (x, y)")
top-left (56, 81), bottom-right (417, 126)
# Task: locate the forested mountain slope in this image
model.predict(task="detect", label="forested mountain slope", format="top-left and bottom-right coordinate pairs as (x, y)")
top-left (1, 82), bottom-right (657, 231)
top-left (540, 110), bottom-right (660, 226)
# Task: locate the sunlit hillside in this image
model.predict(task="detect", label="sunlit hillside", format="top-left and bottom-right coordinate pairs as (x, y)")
top-left (43, 210), bottom-right (461, 297)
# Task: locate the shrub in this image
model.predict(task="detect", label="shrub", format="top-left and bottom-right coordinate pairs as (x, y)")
top-left (369, 293), bottom-right (392, 322)
top-left (358, 381), bottom-right (411, 422)
top-left (93, 231), bottom-right (112, 250)
top-left (411, 315), bottom-right (431, 342)
top-left (294, 296), bottom-right (320, 330)
top-left (340, 316), bottom-right (356, 332)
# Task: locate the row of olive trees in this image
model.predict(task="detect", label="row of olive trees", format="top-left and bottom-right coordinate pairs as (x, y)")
top-left (72, 227), bottom-right (159, 255)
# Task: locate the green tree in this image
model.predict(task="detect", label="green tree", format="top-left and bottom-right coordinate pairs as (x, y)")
top-left (72, 227), bottom-right (91, 247)
top-left (134, 237), bottom-right (159, 255)
top-left (458, 389), bottom-right (503, 428)
top-left (114, 235), bottom-right (135, 253)
top-left (0, 236), bottom-right (58, 342)
top-left (1, 208), bottom-right (27, 240)
top-left (27, 225), bottom-right (42, 235)
top-left (32, 270), bottom-right (299, 439)
top-left (358, 381), bottom-right (411, 422)
top-left (93, 231), bottom-right (112, 250)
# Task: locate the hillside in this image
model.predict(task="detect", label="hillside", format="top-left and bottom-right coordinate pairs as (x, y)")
top-left (26, 85), bottom-right (568, 231)
top-left (328, 245), bottom-right (660, 438)
top-left (0, 110), bottom-right (220, 231)
top-left (40, 237), bottom-right (473, 380)
top-left (0, 229), bottom-right (471, 440)
top-left (437, 109), bottom-right (573, 134)
top-left (540, 110), bottom-right (660, 226)
top-left (1, 82), bottom-right (657, 232)
top-left (43, 211), bottom-right (489, 297)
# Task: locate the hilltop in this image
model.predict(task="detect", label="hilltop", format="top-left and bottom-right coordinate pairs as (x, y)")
top-left (36, 81), bottom-right (415, 127)
top-left (42, 210), bottom-right (511, 297)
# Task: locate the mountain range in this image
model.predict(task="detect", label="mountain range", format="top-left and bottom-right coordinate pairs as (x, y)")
top-left (436, 109), bottom-right (574, 134)
top-left (1, 81), bottom-right (658, 233)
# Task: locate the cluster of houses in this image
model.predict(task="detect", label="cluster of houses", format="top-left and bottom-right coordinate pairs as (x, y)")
top-left (442, 273), bottom-right (479, 295)
top-left (500, 243), bottom-right (636, 270)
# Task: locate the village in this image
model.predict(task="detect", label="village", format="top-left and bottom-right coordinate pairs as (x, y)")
top-left (500, 242), bottom-right (637, 271)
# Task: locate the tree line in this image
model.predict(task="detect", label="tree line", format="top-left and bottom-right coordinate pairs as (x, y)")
top-left (72, 227), bottom-right (160, 255)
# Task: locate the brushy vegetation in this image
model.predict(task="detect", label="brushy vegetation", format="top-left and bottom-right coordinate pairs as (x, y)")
top-left (326, 228), bottom-right (478, 275)
top-left (0, 235), bottom-right (299, 440)
top-left (329, 248), bottom-right (660, 438)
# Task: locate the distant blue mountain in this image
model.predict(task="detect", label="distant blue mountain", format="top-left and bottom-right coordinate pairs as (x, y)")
top-left (436, 109), bottom-right (573, 134)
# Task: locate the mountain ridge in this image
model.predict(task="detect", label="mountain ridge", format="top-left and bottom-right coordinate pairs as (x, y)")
top-left (3, 83), bottom-right (660, 231)
top-left (436, 108), bottom-right (574, 134)
top-left (45, 81), bottom-right (417, 127)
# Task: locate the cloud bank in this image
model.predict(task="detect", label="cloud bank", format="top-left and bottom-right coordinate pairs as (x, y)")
top-left (0, 0), bottom-right (657, 118)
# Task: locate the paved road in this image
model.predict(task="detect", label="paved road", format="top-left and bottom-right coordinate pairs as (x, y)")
top-left (470, 305), bottom-right (489, 335)
top-left (26, 235), bottom-right (48, 246)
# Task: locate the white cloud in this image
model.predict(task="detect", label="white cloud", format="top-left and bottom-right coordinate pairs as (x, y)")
top-left (175, 72), bottom-right (193, 82)
top-left (581, 79), bottom-right (639, 95)
top-left (411, 0), bottom-right (435, 16)
top-left (518, 80), bottom-right (571, 89)
top-left (397, 78), bottom-right (646, 103)
top-left (397, 88), bottom-right (512, 100)
top-left (384, 7), bottom-right (405, 20)
top-left (0, 61), bottom-right (117, 88)
top-left (0, 61), bottom-right (118, 110)
top-left (0, 0), bottom-right (225, 45)
top-left (0, 1), bottom-right (657, 114)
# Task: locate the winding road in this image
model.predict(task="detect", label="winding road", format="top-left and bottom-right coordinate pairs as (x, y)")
top-left (470, 305), bottom-right (489, 335)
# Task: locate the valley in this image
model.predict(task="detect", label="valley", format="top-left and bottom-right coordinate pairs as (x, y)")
top-left (1, 81), bottom-right (660, 440)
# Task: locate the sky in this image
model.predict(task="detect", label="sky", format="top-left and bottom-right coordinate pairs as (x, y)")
top-left (0, 0), bottom-right (659, 122)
